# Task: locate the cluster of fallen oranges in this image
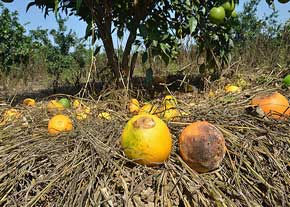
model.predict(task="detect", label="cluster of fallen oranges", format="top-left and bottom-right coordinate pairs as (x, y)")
top-left (128, 95), bottom-right (188, 121)
top-left (0, 97), bottom-right (111, 135)
top-left (1, 88), bottom-right (289, 173)
top-left (122, 91), bottom-right (290, 172)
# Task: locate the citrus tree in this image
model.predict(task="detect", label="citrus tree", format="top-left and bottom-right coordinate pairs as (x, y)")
top-left (0, 2), bottom-right (32, 74)
top-left (29, 16), bottom-right (89, 88)
top-left (2, 0), bottom-right (278, 87)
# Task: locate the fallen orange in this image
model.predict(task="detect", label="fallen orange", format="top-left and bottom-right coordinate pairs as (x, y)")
top-left (47, 100), bottom-right (65, 112)
top-left (179, 121), bottom-right (226, 173)
top-left (251, 92), bottom-right (290, 120)
top-left (121, 114), bottom-right (172, 166)
top-left (128, 98), bottom-right (140, 114)
top-left (23, 98), bottom-right (36, 107)
top-left (48, 114), bottom-right (73, 135)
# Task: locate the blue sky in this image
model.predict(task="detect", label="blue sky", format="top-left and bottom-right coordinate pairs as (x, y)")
top-left (1, 1), bottom-right (289, 41)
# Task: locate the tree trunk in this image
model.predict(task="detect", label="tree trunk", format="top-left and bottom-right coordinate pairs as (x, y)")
top-left (120, 0), bottom-right (158, 81)
top-left (84, 0), bottom-right (120, 81)
top-left (84, 0), bottom-right (158, 86)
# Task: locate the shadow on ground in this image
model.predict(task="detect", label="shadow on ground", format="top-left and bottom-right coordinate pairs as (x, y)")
top-left (1, 74), bottom-right (203, 106)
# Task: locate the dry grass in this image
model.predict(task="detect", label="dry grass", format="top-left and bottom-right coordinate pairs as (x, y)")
top-left (0, 71), bottom-right (290, 207)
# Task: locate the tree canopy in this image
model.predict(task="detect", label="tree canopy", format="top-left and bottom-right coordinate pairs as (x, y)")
top-left (1, 0), bottom-right (278, 85)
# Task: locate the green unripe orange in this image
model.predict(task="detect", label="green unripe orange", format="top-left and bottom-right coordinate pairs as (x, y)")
top-left (209, 6), bottom-right (226, 24)
top-left (283, 74), bottom-right (290, 87)
top-left (231, 10), bottom-right (237, 18)
top-left (58, 98), bottom-right (71, 108)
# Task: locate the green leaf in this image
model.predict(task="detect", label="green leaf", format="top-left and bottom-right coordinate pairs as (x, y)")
top-left (188, 16), bottom-right (197, 35)
top-left (160, 43), bottom-right (169, 56)
top-left (85, 23), bottom-right (92, 39)
top-left (94, 45), bottom-right (101, 56)
top-left (213, 34), bottom-right (219, 40)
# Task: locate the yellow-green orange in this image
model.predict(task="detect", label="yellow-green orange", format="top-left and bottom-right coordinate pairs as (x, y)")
top-left (222, 0), bottom-right (235, 11)
top-left (58, 98), bottom-right (71, 108)
top-left (209, 6), bottom-right (225, 24)
top-left (231, 10), bottom-right (237, 18)
top-left (282, 74), bottom-right (290, 87)
top-left (222, 0), bottom-right (235, 16)
top-left (225, 84), bottom-right (241, 93)
top-left (121, 114), bottom-right (172, 166)
top-left (23, 98), bottom-right (36, 107)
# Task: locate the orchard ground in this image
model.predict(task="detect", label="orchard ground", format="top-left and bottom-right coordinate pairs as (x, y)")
top-left (0, 64), bottom-right (289, 206)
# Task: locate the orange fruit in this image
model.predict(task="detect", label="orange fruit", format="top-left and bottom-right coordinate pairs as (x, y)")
top-left (231, 10), bottom-right (237, 18)
top-left (179, 121), bottom-right (226, 173)
top-left (209, 6), bottom-right (226, 24)
top-left (23, 98), bottom-right (36, 106)
top-left (128, 98), bottom-right (140, 114)
top-left (162, 95), bottom-right (177, 107)
top-left (48, 114), bottom-right (73, 135)
top-left (222, 0), bottom-right (235, 16)
top-left (0, 108), bottom-right (21, 125)
top-left (282, 74), bottom-right (290, 87)
top-left (251, 92), bottom-right (290, 120)
top-left (138, 103), bottom-right (157, 115)
top-left (225, 84), bottom-right (241, 93)
top-left (98, 112), bottom-right (112, 120)
top-left (121, 114), bottom-right (172, 166)
top-left (47, 100), bottom-right (65, 112)
top-left (58, 98), bottom-right (71, 108)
